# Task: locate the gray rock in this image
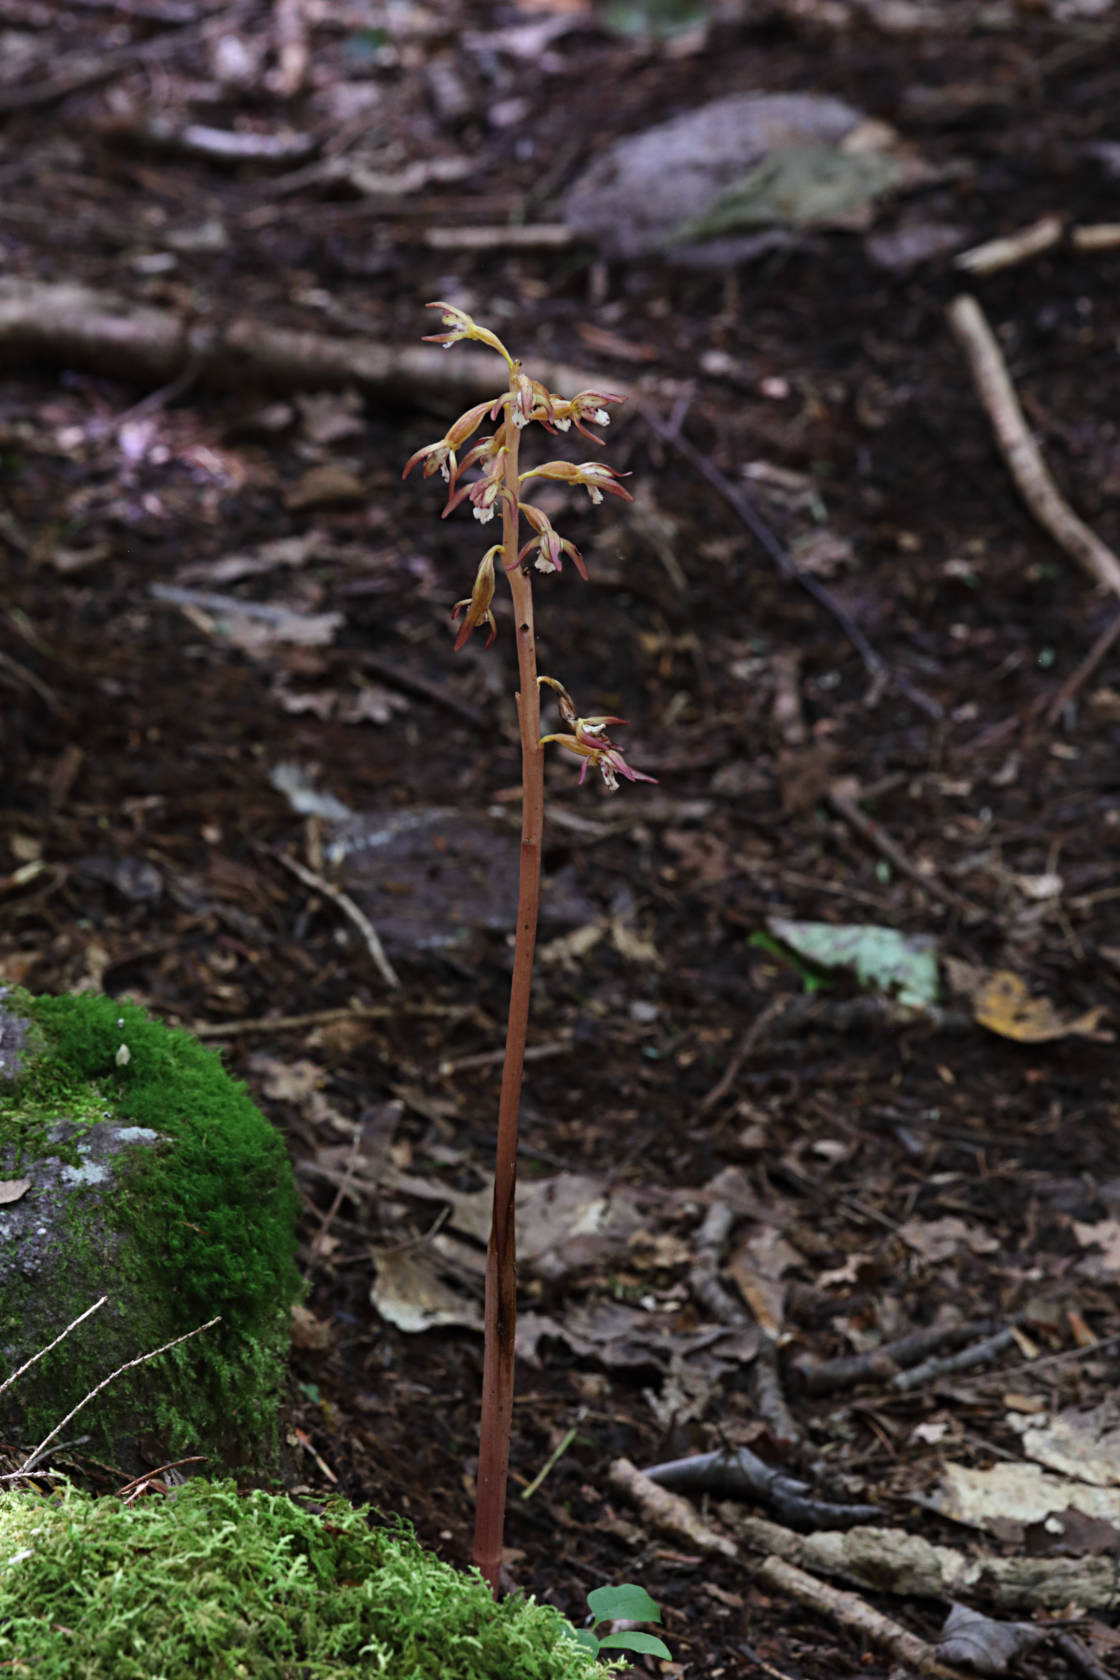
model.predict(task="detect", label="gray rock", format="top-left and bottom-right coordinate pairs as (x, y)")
top-left (566, 91), bottom-right (878, 264)
top-left (328, 806), bottom-right (595, 953)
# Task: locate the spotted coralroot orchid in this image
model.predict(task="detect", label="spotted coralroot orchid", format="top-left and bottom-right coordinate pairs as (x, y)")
top-left (401, 302), bottom-right (655, 1599)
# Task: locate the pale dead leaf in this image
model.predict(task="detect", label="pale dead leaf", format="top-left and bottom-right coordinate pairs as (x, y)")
top-left (972, 970), bottom-right (1107, 1043)
top-left (938, 1460), bottom-right (1120, 1532)
top-left (290, 1303), bottom-right (333, 1351)
top-left (336, 685), bottom-right (409, 725)
top-left (610, 915), bottom-right (661, 966)
top-left (0, 1178), bottom-right (31, 1204)
top-left (1013, 1397), bottom-right (1120, 1487)
top-left (177, 532), bottom-right (325, 586)
top-left (386, 1169), bottom-right (644, 1279)
top-left (370, 1246), bottom-right (482, 1334)
top-left (727, 1226), bottom-right (804, 1335)
top-left (1073, 1218), bottom-right (1120, 1279)
top-left (247, 1053), bottom-right (323, 1103)
top-left (899, 1215), bottom-right (999, 1262)
top-left (538, 922), bottom-right (604, 966)
top-left (1012, 872), bottom-right (1063, 901)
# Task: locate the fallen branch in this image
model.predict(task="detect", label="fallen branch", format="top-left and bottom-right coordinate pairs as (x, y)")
top-left (610, 1459), bottom-right (970, 1677)
top-left (795, 1318), bottom-right (1000, 1396)
top-left (720, 1507), bottom-right (1120, 1614)
top-left (756, 1555), bottom-right (971, 1679)
top-left (608, 1458), bottom-right (738, 1559)
top-left (642, 1447), bottom-right (879, 1529)
top-left (614, 1456), bottom-right (1120, 1616)
top-left (0, 280), bottom-right (630, 411)
top-left (947, 293), bottom-right (1120, 595)
top-left (890, 1325), bottom-right (1017, 1392)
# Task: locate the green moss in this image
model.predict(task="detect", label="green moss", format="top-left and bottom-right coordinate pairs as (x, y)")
top-left (24, 992), bottom-right (300, 1331)
top-left (0, 1481), bottom-right (615, 1680)
top-left (0, 991), bottom-right (301, 1470)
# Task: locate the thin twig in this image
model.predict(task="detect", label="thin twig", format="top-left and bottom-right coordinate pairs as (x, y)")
top-left (1052, 1629), bottom-right (1115, 1680)
top-left (438, 1039), bottom-right (569, 1077)
top-left (891, 1326), bottom-right (1018, 1393)
top-left (14, 1316), bottom-right (221, 1476)
top-left (273, 849), bottom-right (400, 989)
top-left (640, 407), bottom-right (943, 720)
top-left (827, 777), bottom-right (974, 916)
top-left (520, 1414), bottom-right (584, 1501)
top-left (116, 1456), bottom-right (206, 1499)
top-left (954, 214), bottom-right (1064, 276)
top-left (694, 997), bottom-right (789, 1120)
top-left (349, 649), bottom-right (486, 727)
top-left (947, 293), bottom-right (1120, 596)
top-left (1041, 606), bottom-right (1120, 727)
top-left (938, 1329), bottom-right (1120, 1391)
top-left (0, 1296), bottom-right (106, 1400)
top-left (192, 1002), bottom-right (467, 1037)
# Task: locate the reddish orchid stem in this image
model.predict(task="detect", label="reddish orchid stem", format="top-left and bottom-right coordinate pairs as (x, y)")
top-left (472, 407), bottom-right (543, 1596)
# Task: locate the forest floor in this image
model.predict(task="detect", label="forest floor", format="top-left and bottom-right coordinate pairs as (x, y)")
top-left (3, 1), bottom-right (1120, 1675)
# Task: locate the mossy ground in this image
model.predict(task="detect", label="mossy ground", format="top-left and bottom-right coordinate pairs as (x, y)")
top-left (0, 989), bottom-right (301, 1471)
top-left (0, 1480), bottom-right (615, 1680)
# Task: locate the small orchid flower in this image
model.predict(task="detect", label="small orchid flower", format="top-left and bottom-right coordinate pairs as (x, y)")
top-left (451, 547), bottom-right (500, 651)
top-left (442, 445), bottom-right (511, 524)
top-left (507, 367), bottom-right (536, 429)
top-left (522, 460), bottom-right (633, 506)
top-left (402, 401), bottom-right (495, 486)
top-left (538, 676), bottom-right (656, 792)
top-left (549, 389), bottom-right (625, 443)
top-left (423, 301), bottom-right (513, 366)
top-left (513, 503), bottom-right (588, 579)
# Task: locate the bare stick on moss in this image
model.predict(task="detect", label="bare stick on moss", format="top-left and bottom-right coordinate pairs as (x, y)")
top-left (13, 1315), bottom-right (221, 1477)
top-left (0, 1295), bottom-right (106, 1401)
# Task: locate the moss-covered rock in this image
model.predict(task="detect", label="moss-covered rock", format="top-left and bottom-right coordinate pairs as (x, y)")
top-left (0, 986), bottom-right (300, 1475)
top-left (0, 1480), bottom-right (613, 1680)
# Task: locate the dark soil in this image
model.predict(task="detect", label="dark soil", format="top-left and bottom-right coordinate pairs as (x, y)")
top-left (3, 2), bottom-right (1120, 1675)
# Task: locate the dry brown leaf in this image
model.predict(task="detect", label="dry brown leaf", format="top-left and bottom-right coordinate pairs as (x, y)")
top-left (285, 463), bottom-right (365, 509)
top-left (0, 1178), bottom-right (31, 1204)
top-left (971, 970), bottom-right (1107, 1043)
